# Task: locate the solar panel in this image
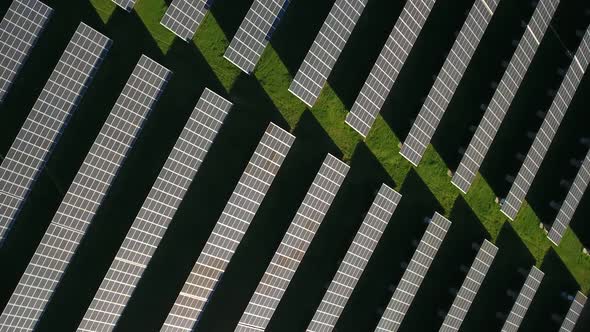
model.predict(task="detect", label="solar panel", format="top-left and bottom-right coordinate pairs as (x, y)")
top-left (345, 0), bottom-right (437, 137)
top-left (439, 239), bottom-right (498, 332)
top-left (559, 291), bottom-right (587, 332)
top-left (547, 149), bottom-right (590, 245)
top-left (399, 0), bottom-right (500, 166)
top-left (0, 22), bottom-right (110, 244)
top-left (161, 122), bottom-right (295, 332)
top-left (501, 27), bottom-right (590, 220)
top-left (0, 55), bottom-right (170, 332)
top-left (375, 212), bottom-right (451, 332)
top-left (224, 0), bottom-right (291, 74)
top-left (235, 154), bottom-right (350, 332)
top-left (0, 0), bottom-right (53, 104)
top-left (501, 266), bottom-right (544, 332)
top-left (305, 184), bottom-right (401, 332)
top-left (76, 88), bottom-right (232, 332)
top-left (288, 0), bottom-right (369, 107)
top-left (112, 0), bottom-right (136, 12)
top-left (160, 0), bottom-right (213, 41)
top-left (451, 0), bottom-right (560, 193)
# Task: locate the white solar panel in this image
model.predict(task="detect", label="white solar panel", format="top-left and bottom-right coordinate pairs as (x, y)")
top-left (224, 0), bottom-right (291, 74)
top-left (452, 0), bottom-right (560, 193)
top-left (0, 55), bottom-right (170, 332)
top-left (501, 266), bottom-right (544, 332)
top-left (288, 0), bottom-right (369, 107)
top-left (0, 0), bottom-right (53, 104)
top-left (559, 291), bottom-right (587, 332)
top-left (400, 0), bottom-right (500, 166)
top-left (547, 149), bottom-right (590, 245)
top-left (305, 184), bottom-right (401, 332)
top-left (161, 123), bottom-right (295, 332)
top-left (439, 239), bottom-right (498, 332)
top-left (112, 0), bottom-right (136, 12)
top-left (345, 0), bottom-right (437, 137)
top-left (76, 88), bottom-right (232, 332)
top-left (0, 22), bottom-right (111, 244)
top-left (375, 212), bottom-right (452, 332)
top-left (235, 154), bottom-right (350, 332)
top-left (160, 0), bottom-right (213, 41)
top-left (501, 27), bottom-right (590, 220)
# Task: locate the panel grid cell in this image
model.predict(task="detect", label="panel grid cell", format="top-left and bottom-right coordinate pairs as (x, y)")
top-left (375, 212), bottom-right (452, 332)
top-left (288, 0), bottom-right (369, 107)
top-left (0, 22), bottom-right (110, 244)
top-left (501, 27), bottom-right (590, 220)
top-left (76, 88), bottom-right (231, 332)
top-left (0, 55), bottom-right (170, 332)
top-left (306, 184), bottom-right (401, 332)
top-left (161, 123), bottom-right (295, 332)
top-left (160, 0), bottom-right (213, 41)
top-left (501, 266), bottom-right (544, 332)
top-left (452, 0), bottom-right (560, 193)
top-left (112, 0), bottom-right (136, 12)
top-left (235, 154), bottom-right (350, 332)
top-left (439, 239), bottom-right (498, 332)
top-left (224, 0), bottom-right (291, 74)
top-left (345, 0), bottom-right (437, 137)
top-left (547, 149), bottom-right (590, 245)
top-left (0, 0), bottom-right (53, 104)
top-left (559, 291), bottom-right (587, 332)
top-left (400, 0), bottom-right (500, 166)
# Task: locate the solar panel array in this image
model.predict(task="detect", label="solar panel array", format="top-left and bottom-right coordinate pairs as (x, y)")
top-left (451, 0), bottom-right (560, 193)
top-left (288, 0), bottom-right (368, 107)
top-left (224, 0), bottom-right (291, 74)
top-left (547, 149), bottom-right (590, 245)
top-left (439, 239), bottom-right (498, 332)
top-left (0, 0), bottom-right (53, 104)
top-left (235, 154), bottom-right (349, 332)
top-left (399, 0), bottom-right (500, 166)
top-left (112, 0), bottom-right (136, 12)
top-left (501, 266), bottom-right (544, 332)
top-left (345, 0), bottom-right (437, 138)
top-left (559, 291), bottom-right (587, 332)
top-left (77, 88), bottom-right (232, 332)
top-left (375, 212), bottom-right (452, 332)
top-left (0, 22), bottom-right (110, 244)
top-left (501, 28), bottom-right (590, 220)
top-left (162, 123), bottom-right (295, 332)
top-left (0, 55), bottom-right (170, 332)
top-left (305, 184), bottom-right (401, 332)
top-left (160, 0), bottom-right (212, 41)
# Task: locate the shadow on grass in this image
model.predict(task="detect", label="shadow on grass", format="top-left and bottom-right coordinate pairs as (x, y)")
top-left (400, 196), bottom-right (490, 331)
top-left (381, 0), bottom-right (474, 142)
top-left (195, 110), bottom-right (342, 332)
top-left (461, 222), bottom-right (536, 332)
top-left (209, 0), bottom-right (255, 42)
top-left (571, 192), bottom-right (590, 248)
top-left (519, 248), bottom-right (579, 332)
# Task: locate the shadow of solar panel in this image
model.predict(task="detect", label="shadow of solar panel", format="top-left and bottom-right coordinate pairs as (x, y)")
top-left (161, 122), bottom-right (294, 332)
top-left (399, 0), bottom-right (500, 166)
top-left (439, 239), bottom-right (498, 332)
top-left (305, 184), bottom-right (401, 332)
top-left (501, 27), bottom-right (590, 220)
top-left (452, 0), bottom-right (560, 194)
top-left (0, 54), bottom-right (170, 332)
top-left (375, 212), bottom-right (451, 332)
top-left (559, 291), bottom-right (587, 332)
top-left (0, 0), bottom-right (53, 104)
top-left (288, 0), bottom-right (369, 107)
top-left (501, 266), bottom-right (544, 332)
top-left (345, 0), bottom-right (437, 138)
top-left (77, 88), bottom-right (232, 332)
top-left (235, 153), bottom-right (349, 332)
top-left (0, 22), bottom-right (111, 244)
top-left (161, 0), bottom-right (212, 41)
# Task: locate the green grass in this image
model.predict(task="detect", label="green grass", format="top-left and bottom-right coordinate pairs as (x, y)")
top-left (93, 0), bottom-right (590, 293)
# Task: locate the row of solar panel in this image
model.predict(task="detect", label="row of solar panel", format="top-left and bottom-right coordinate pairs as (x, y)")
top-left (110, 0), bottom-right (590, 245)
